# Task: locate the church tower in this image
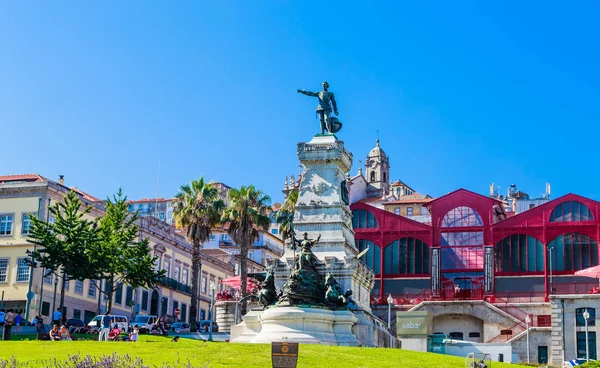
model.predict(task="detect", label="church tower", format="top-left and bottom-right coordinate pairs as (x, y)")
top-left (365, 139), bottom-right (390, 197)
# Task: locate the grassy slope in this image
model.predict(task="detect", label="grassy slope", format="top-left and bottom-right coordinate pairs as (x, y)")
top-left (0, 336), bottom-right (531, 368)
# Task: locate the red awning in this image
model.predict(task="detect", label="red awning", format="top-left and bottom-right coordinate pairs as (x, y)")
top-left (575, 265), bottom-right (600, 279)
top-left (575, 266), bottom-right (600, 288)
top-left (221, 276), bottom-right (259, 292)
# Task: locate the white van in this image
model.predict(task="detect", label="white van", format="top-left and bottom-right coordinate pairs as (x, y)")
top-left (129, 315), bottom-right (158, 333)
top-left (88, 315), bottom-right (129, 333)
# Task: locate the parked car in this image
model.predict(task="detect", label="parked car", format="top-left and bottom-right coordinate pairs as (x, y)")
top-left (198, 320), bottom-right (219, 332)
top-left (66, 319), bottom-right (86, 333)
top-left (563, 359), bottom-right (590, 367)
top-left (170, 322), bottom-right (191, 333)
top-left (129, 315), bottom-right (158, 334)
top-left (87, 315), bottom-right (129, 333)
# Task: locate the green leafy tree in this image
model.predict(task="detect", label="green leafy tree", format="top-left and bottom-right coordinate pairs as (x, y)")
top-left (87, 189), bottom-right (164, 314)
top-left (172, 177), bottom-right (224, 331)
top-left (276, 189), bottom-right (299, 243)
top-left (27, 191), bottom-right (100, 314)
top-left (221, 185), bottom-right (271, 315)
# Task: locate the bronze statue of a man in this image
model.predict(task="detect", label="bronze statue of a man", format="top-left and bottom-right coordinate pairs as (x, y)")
top-left (294, 232), bottom-right (321, 253)
top-left (298, 81), bottom-right (340, 134)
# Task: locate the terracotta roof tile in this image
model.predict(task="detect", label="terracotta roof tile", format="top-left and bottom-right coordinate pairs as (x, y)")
top-left (70, 187), bottom-right (102, 202)
top-left (0, 174), bottom-right (48, 183)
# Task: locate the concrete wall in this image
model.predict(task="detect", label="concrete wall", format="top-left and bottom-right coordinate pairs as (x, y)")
top-left (511, 328), bottom-right (551, 364)
top-left (399, 337), bottom-right (427, 352)
top-left (413, 301), bottom-right (519, 342)
top-left (433, 314), bottom-right (483, 342)
top-left (550, 295), bottom-right (600, 367)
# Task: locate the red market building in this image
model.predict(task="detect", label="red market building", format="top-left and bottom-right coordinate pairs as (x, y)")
top-left (351, 189), bottom-right (600, 305)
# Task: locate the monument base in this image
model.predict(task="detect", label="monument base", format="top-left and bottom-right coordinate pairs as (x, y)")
top-left (230, 306), bottom-right (361, 346)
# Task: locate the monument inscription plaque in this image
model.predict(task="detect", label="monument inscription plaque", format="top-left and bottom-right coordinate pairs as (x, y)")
top-left (272, 342), bottom-right (299, 368)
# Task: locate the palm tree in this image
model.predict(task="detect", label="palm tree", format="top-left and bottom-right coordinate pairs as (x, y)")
top-left (221, 185), bottom-right (271, 315)
top-left (276, 189), bottom-right (298, 243)
top-left (172, 177), bottom-right (223, 332)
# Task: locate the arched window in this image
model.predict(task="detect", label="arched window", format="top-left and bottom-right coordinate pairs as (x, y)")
top-left (494, 235), bottom-right (545, 272)
top-left (442, 206), bottom-right (483, 227)
top-left (441, 232), bottom-right (484, 270)
top-left (358, 239), bottom-right (380, 274)
top-left (383, 172), bottom-right (387, 183)
top-left (384, 238), bottom-right (430, 275)
top-left (548, 233), bottom-right (599, 271)
top-left (550, 201), bottom-right (594, 222)
top-left (370, 171), bottom-right (376, 182)
top-left (352, 209), bottom-right (379, 228)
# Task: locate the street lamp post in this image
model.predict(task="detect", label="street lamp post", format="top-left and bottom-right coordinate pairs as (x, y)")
top-left (525, 315), bottom-right (531, 364)
top-left (52, 276), bottom-right (58, 317)
top-left (24, 248), bottom-right (37, 325)
top-left (387, 294), bottom-right (394, 348)
top-left (209, 286), bottom-right (215, 342)
top-left (584, 309), bottom-right (590, 361)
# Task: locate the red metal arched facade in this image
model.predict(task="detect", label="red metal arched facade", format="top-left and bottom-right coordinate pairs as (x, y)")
top-left (352, 191), bottom-right (600, 301)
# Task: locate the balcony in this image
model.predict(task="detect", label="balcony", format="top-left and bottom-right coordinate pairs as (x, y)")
top-left (158, 277), bottom-right (192, 295)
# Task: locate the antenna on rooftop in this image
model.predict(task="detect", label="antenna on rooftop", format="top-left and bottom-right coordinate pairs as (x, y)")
top-left (155, 158), bottom-right (161, 217)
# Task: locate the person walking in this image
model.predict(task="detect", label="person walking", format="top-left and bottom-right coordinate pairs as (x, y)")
top-left (4, 309), bottom-right (14, 340)
top-left (14, 311), bottom-right (22, 334)
top-left (98, 313), bottom-right (111, 341)
top-left (53, 308), bottom-right (62, 326)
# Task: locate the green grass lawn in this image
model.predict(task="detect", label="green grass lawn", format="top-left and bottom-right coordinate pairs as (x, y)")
top-left (0, 335), bottom-right (533, 368)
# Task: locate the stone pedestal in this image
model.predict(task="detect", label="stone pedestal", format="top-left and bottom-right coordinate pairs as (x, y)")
top-left (275, 135), bottom-right (374, 311)
top-left (230, 307), bottom-right (361, 346)
top-left (215, 301), bottom-right (236, 333)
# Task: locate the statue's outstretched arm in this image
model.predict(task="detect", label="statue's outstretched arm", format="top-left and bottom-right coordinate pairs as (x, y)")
top-left (297, 89), bottom-right (318, 97)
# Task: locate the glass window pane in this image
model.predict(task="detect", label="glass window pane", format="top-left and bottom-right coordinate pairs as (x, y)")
top-left (519, 234), bottom-right (527, 272)
top-left (352, 211), bottom-right (358, 228)
top-left (573, 202), bottom-right (581, 221)
top-left (399, 238), bottom-right (407, 274)
top-left (391, 241), bottom-right (398, 274)
top-left (564, 234), bottom-right (574, 271)
top-left (359, 210), bottom-right (367, 228)
top-left (415, 240), bottom-right (423, 273)
top-left (407, 238), bottom-right (415, 274)
top-left (384, 244), bottom-right (393, 274)
top-left (373, 245), bottom-right (381, 274)
top-left (582, 235), bottom-right (591, 269)
top-left (563, 202), bottom-right (572, 222)
top-left (536, 240), bottom-right (545, 272)
top-left (511, 235), bottom-right (519, 272)
top-left (502, 237), bottom-right (511, 272)
top-left (423, 245), bottom-right (430, 273)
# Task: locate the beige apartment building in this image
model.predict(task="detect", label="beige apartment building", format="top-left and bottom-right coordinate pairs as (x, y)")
top-left (0, 174), bottom-right (234, 325)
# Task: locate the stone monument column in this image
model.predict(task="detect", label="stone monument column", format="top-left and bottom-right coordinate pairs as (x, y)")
top-left (274, 134), bottom-right (374, 311)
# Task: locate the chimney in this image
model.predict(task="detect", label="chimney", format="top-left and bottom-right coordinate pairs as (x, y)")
top-left (58, 175), bottom-right (65, 185)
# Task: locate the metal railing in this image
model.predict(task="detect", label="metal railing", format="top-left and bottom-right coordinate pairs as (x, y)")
top-left (158, 277), bottom-right (192, 295)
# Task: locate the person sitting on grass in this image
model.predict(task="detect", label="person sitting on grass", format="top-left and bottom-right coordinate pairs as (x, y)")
top-left (49, 325), bottom-right (61, 341)
top-left (129, 324), bottom-right (139, 342)
top-left (60, 325), bottom-right (72, 341)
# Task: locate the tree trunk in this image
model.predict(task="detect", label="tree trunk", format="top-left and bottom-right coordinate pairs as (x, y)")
top-left (190, 242), bottom-right (201, 332)
top-left (240, 240), bottom-right (248, 316)
top-left (59, 271), bottom-right (66, 317)
top-left (106, 279), bottom-right (113, 314)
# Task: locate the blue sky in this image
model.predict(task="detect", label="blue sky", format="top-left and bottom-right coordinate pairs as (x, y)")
top-left (2, 1), bottom-right (599, 203)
